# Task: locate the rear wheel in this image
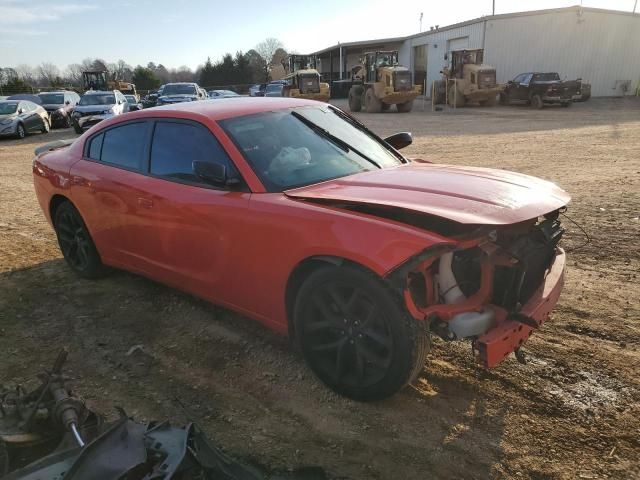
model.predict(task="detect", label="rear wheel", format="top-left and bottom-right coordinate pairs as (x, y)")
top-left (54, 201), bottom-right (106, 279)
top-left (396, 100), bottom-right (413, 113)
top-left (348, 87), bottom-right (362, 112)
top-left (294, 265), bottom-right (429, 401)
top-left (499, 92), bottom-right (509, 105)
top-left (531, 94), bottom-right (544, 109)
top-left (15, 123), bottom-right (26, 139)
top-left (364, 88), bottom-right (382, 113)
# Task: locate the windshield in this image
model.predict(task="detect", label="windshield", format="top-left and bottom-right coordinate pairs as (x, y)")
top-left (0, 103), bottom-right (18, 114)
top-left (162, 84), bottom-right (197, 95)
top-left (38, 93), bottom-right (64, 104)
top-left (220, 106), bottom-right (403, 191)
top-left (125, 96), bottom-right (137, 103)
top-left (266, 85), bottom-right (281, 91)
top-left (79, 94), bottom-right (115, 106)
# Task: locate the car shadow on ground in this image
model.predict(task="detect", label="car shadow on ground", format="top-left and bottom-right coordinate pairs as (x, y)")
top-left (0, 258), bottom-right (508, 478)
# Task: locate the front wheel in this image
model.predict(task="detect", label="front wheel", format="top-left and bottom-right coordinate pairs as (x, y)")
top-left (396, 100), bottom-right (413, 113)
top-left (15, 123), bottom-right (26, 139)
top-left (294, 265), bottom-right (429, 401)
top-left (72, 119), bottom-right (83, 134)
top-left (54, 201), bottom-right (107, 279)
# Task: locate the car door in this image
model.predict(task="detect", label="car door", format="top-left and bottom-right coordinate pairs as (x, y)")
top-left (516, 73), bottom-right (533, 101)
top-left (20, 102), bottom-right (39, 131)
top-left (126, 119), bottom-right (252, 298)
top-left (69, 120), bottom-right (155, 271)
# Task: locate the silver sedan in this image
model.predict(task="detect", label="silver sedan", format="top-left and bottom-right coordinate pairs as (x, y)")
top-left (0, 100), bottom-right (50, 139)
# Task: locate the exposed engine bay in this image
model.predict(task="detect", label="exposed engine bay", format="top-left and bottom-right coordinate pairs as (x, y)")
top-left (392, 209), bottom-right (566, 368)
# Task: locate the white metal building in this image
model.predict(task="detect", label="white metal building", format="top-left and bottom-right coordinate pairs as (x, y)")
top-left (399, 6), bottom-right (640, 97)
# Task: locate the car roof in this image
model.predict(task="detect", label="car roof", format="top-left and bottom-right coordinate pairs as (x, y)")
top-left (129, 97), bottom-right (320, 121)
top-left (38, 90), bottom-right (73, 94)
top-left (84, 90), bottom-right (116, 94)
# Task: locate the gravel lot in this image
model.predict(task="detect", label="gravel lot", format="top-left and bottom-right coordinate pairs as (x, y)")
top-left (1, 98), bottom-right (639, 479)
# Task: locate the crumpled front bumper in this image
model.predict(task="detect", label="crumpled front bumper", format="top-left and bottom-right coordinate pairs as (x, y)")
top-left (75, 113), bottom-right (113, 130)
top-left (475, 248), bottom-right (565, 367)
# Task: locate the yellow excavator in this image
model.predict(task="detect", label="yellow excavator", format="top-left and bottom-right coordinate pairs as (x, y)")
top-left (82, 70), bottom-right (137, 96)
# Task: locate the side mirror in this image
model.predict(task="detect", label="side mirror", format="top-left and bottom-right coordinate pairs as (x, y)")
top-left (18, 108), bottom-right (24, 114)
top-left (384, 132), bottom-right (412, 150)
top-left (193, 161), bottom-right (240, 186)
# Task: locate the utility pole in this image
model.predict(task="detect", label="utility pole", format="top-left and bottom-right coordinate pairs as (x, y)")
top-left (419, 12), bottom-right (423, 32)
top-left (492, 0), bottom-right (495, 15)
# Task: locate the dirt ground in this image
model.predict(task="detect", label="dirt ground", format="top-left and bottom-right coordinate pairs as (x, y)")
top-left (1, 98), bottom-right (639, 479)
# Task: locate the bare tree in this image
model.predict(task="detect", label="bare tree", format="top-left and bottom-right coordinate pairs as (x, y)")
top-left (14, 64), bottom-right (36, 84)
top-left (65, 64), bottom-right (83, 85)
top-left (37, 62), bottom-right (60, 86)
top-left (254, 38), bottom-right (284, 81)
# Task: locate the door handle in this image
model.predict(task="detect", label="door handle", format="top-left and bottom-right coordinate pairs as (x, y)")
top-left (137, 197), bottom-right (153, 208)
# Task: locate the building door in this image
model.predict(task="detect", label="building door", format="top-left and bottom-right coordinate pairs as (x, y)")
top-left (447, 37), bottom-right (469, 53)
top-left (413, 45), bottom-right (427, 90)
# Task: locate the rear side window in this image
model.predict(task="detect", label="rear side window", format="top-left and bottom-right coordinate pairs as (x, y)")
top-left (150, 121), bottom-right (235, 184)
top-left (100, 122), bottom-right (149, 170)
top-left (88, 133), bottom-right (103, 160)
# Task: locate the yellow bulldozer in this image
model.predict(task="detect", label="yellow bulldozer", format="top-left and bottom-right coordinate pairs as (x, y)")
top-left (434, 49), bottom-right (502, 107)
top-left (272, 55), bottom-right (330, 102)
top-left (348, 51), bottom-right (421, 113)
top-left (82, 70), bottom-right (137, 96)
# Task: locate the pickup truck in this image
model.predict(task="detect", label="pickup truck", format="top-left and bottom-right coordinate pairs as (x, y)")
top-left (500, 72), bottom-right (580, 108)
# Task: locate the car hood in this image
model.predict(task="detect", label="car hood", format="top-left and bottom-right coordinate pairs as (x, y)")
top-left (285, 163), bottom-right (570, 225)
top-left (159, 94), bottom-right (197, 102)
top-left (74, 104), bottom-right (113, 112)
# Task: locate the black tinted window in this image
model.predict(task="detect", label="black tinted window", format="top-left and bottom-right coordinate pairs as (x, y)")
top-left (150, 121), bottom-right (234, 183)
top-left (100, 122), bottom-right (148, 170)
top-left (88, 133), bottom-right (103, 160)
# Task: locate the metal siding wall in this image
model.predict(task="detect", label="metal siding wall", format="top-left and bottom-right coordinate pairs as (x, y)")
top-left (484, 11), bottom-right (640, 96)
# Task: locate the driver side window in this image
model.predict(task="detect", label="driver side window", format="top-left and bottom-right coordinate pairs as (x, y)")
top-left (149, 120), bottom-right (238, 187)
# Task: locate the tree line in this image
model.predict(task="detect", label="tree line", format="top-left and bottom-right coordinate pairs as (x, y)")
top-left (0, 38), bottom-right (286, 94)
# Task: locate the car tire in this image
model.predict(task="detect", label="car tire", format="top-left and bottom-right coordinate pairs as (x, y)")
top-left (294, 265), bottom-right (430, 401)
top-left (364, 88), bottom-right (382, 113)
top-left (15, 123), bottom-right (26, 139)
top-left (54, 201), bottom-right (107, 279)
top-left (41, 118), bottom-right (50, 134)
top-left (72, 119), bottom-right (83, 135)
top-left (396, 100), bottom-right (413, 113)
top-left (531, 94), bottom-right (544, 109)
top-left (348, 87), bottom-right (362, 112)
top-left (64, 115), bottom-right (72, 128)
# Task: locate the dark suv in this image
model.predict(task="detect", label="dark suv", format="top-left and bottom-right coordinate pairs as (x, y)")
top-left (38, 91), bottom-right (80, 128)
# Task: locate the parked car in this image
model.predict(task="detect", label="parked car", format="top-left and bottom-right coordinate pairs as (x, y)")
top-left (156, 83), bottom-right (206, 105)
top-left (7, 94), bottom-right (43, 105)
top-left (72, 90), bottom-right (128, 134)
top-left (500, 72), bottom-right (578, 108)
top-left (38, 91), bottom-right (80, 128)
top-left (207, 90), bottom-right (240, 99)
top-left (249, 83), bottom-right (267, 97)
top-left (124, 94), bottom-right (143, 111)
top-left (141, 90), bottom-right (159, 109)
top-left (33, 98), bottom-right (570, 401)
top-left (0, 100), bottom-right (50, 139)
top-left (265, 83), bottom-right (284, 97)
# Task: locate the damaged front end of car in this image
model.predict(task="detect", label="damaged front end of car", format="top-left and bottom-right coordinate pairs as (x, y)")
top-left (387, 209), bottom-right (567, 368)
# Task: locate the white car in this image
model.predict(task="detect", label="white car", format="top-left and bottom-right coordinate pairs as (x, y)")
top-left (72, 90), bottom-right (128, 134)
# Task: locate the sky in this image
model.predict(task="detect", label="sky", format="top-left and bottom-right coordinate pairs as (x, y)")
top-left (0, 0), bottom-right (637, 71)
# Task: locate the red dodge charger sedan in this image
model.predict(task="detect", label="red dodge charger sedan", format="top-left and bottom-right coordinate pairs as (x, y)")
top-left (33, 98), bottom-right (570, 400)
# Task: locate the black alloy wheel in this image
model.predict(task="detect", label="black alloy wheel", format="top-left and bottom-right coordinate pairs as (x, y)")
top-left (295, 265), bottom-right (429, 401)
top-left (16, 123), bottom-right (26, 139)
top-left (54, 202), bottom-right (106, 278)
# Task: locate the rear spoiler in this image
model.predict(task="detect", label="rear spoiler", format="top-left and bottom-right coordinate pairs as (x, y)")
top-left (34, 139), bottom-right (75, 157)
